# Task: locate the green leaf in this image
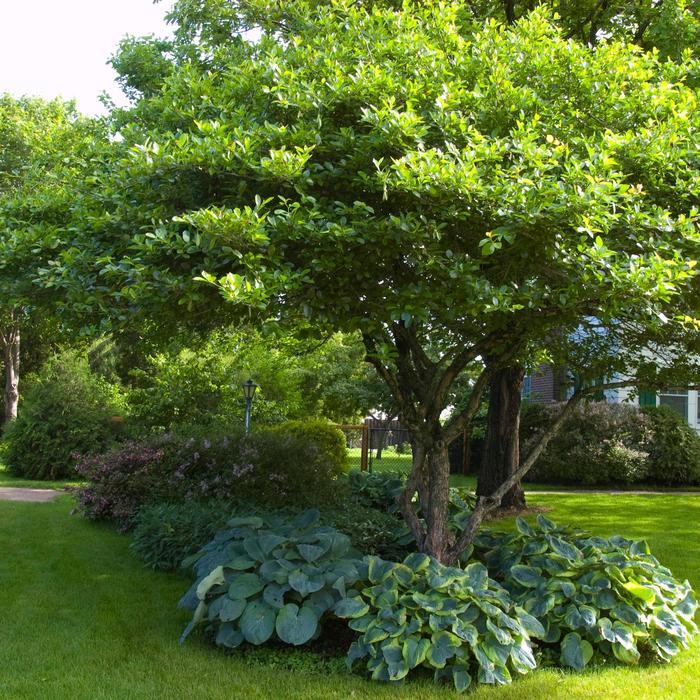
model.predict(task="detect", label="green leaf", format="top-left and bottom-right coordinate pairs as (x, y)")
top-left (334, 597), bottom-right (370, 619)
top-left (514, 607), bottom-right (545, 639)
top-left (240, 600), bottom-right (276, 645)
top-left (196, 566), bottom-right (225, 600)
top-left (510, 565), bottom-right (544, 588)
top-left (404, 552), bottom-right (431, 572)
top-left (180, 600), bottom-right (206, 643)
top-left (622, 581), bottom-right (656, 606)
top-left (297, 543), bottom-right (327, 563)
top-left (226, 556), bottom-right (257, 570)
top-left (516, 517), bottom-right (535, 536)
top-left (228, 572), bottom-right (264, 600)
top-left (426, 631), bottom-right (460, 668)
top-left (215, 622), bottom-right (244, 648)
top-left (262, 582), bottom-right (289, 609)
top-left (288, 569), bottom-right (324, 595)
top-left (403, 636), bottom-right (430, 668)
top-left (546, 536), bottom-right (582, 561)
top-left (275, 603), bottom-right (319, 645)
top-left (452, 664), bottom-right (472, 692)
top-left (227, 516), bottom-right (264, 529)
top-left (220, 597), bottom-right (246, 622)
top-left (560, 632), bottom-right (594, 671)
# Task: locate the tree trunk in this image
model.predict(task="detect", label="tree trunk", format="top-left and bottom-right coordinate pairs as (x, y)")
top-left (421, 439), bottom-right (453, 562)
top-left (477, 364), bottom-right (526, 511)
top-left (3, 323), bottom-right (20, 423)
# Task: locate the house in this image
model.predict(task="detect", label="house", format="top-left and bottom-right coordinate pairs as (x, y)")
top-left (524, 366), bottom-right (700, 434)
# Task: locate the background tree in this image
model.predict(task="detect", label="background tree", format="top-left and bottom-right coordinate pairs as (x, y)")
top-left (0, 95), bottom-right (105, 422)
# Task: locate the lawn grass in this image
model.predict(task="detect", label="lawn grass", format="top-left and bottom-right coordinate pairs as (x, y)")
top-left (1, 494), bottom-right (699, 699)
top-left (0, 464), bottom-right (82, 490)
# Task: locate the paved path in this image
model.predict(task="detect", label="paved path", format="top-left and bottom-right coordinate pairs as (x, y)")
top-left (0, 487), bottom-right (62, 502)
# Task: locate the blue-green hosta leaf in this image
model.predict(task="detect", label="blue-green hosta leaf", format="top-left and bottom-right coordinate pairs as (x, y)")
top-left (523, 539), bottom-right (549, 556)
top-left (510, 565), bottom-right (544, 589)
top-left (226, 556), bottom-right (257, 571)
top-left (622, 581), bottom-right (656, 606)
top-left (227, 516), bottom-right (264, 529)
top-left (486, 618), bottom-right (512, 646)
top-left (452, 621), bottom-right (478, 645)
top-left (563, 605), bottom-right (585, 630)
top-left (596, 588), bottom-right (618, 609)
top-left (510, 641), bottom-right (537, 674)
top-left (560, 632), bottom-right (594, 671)
top-left (365, 626), bottom-right (390, 644)
top-left (291, 509), bottom-right (320, 529)
top-left (598, 617), bottom-right (616, 643)
top-left (426, 631), bottom-right (461, 668)
top-left (478, 661), bottom-right (512, 685)
top-left (391, 563), bottom-right (414, 586)
top-left (240, 600), bottom-right (276, 645)
top-left (579, 605), bottom-right (597, 629)
top-left (349, 614), bottom-right (374, 632)
top-left (652, 610), bottom-right (687, 639)
top-left (262, 582), bottom-right (289, 609)
top-left (307, 589), bottom-right (335, 615)
top-left (242, 537), bottom-right (265, 562)
top-left (543, 621), bottom-right (561, 643)
top-left (611, 604), bottom-right (643, 625)
top-left (675, 590), bottom-right (699, 621)
top-left (404, 552), bottom-right (431, 572)
top-left (536, 515), bottom-right (557, 532)
top-left (612, 641), bottom-right (640, 664)
top-left (297, 543), bottom-right (328, 563)
top-left (258, 534), bottom-right (288, 555)
top-left (547, 578), bottom-right (576, 598)
top-left (654, 633), bottom-right (680, 659)
top-left (288, 569), bottom-right (324, 595)
top-left (228, 572), bottom-right (264, 600)
top-left (612, 621), bottom-right (636, 650)
top-left (367, 556), bottom-right (396, 584)
top-left (180, 600), bottom-right (206, 643)
top-left (259, 560), bottom-right (288, 584)
top-left (196, 566), bottom-right (226, 600)
top-left (412, 591), bottom-right (445, 613)
top-left (451, 664), bottom-right (472, 692)
top-left (346, 639), bottom-right (370, 668)
top-left (275, 603), bottom-right (319, 645)
top-left (547, 536), bottom-right (583, 561)
top-left (215, 622), bottom-right (244, 648)
top-left (220, 597), bottom-right (247, 622)
top-left (463, 562), bottom-right (488, 590)
top-left (514, 607), bottom-right (546, 639)
top-left (524, 593), bottom-right (555, 618)
top-left (334, 596), bottom-right (370, 619)
top-left (516, 517), bottom-right (535, 536)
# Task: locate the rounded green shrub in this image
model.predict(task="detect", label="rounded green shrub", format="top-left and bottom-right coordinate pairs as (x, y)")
top-left (474, 515), bottom-right (698, 669)
top-left (179, 509), bottom-right (361, 648)
top-left (270, 420), bottom-right (348, 476)
top-left (4, 351), bottom-right (125, 479)
top-left (642, 405), bottom-right (700, 485)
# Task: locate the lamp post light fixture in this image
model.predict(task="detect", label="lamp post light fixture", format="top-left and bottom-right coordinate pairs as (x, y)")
top-left (242, 378), bottom-right (258, 434)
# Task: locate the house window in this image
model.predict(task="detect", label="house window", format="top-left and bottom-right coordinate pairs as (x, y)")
top-left (659, 388), bottom-right (689, 421)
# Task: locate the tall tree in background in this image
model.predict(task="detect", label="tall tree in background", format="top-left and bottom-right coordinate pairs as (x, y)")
top-left (0, 96), bottom-right (105, 422)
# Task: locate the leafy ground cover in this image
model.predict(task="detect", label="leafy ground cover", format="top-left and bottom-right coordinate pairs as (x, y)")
top-left (1, 494), bottom-right (698, 699)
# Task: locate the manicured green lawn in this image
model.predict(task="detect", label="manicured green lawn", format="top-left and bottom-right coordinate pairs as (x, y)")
top-left (1, 494), bottom-right (698, 699)
top-left (0, 464), bottom-right (83, 490)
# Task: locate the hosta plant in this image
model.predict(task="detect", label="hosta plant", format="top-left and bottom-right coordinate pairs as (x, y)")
top-left (335, 554), bottom-right (540, 692)
top-left (475, 515), bottom-right (698, 670)
top-left (179, 509), bottom-right (361, 648)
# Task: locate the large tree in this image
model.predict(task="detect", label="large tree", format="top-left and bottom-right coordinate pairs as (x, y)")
top-left (0, 96), bottom-right (105, 422)
top-left (43, 1), bottom-right (699, 561)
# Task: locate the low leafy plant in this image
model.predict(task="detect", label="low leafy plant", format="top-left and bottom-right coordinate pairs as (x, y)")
top-left (336, 554), bottom-right (540, 692)
top-left (320, 503), bottom-right (414, 560)
top-left (179, 509), bottom-right (362, 649)
top-left (474, 515), bottom-right (699, 670)
top-left (348, 471), bottom-right (405, 514)
top-left (131, 501), bottom-right (242, 570)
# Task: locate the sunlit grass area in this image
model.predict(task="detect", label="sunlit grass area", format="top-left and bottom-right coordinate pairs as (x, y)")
top-left (0, 464), bottom-right (82, 490)
top-left (1, 494), bottom-right (699, 699)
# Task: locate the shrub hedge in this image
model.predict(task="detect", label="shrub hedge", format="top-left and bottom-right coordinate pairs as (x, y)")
top-left (5, 351), bottom-right (125, 480)
top-left (75, 422), bottom-right (348, 528)
top-left (521, 401), bottom-right (700, 486)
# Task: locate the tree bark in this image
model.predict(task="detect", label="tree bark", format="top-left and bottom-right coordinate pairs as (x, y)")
top-left (421, 440), bottom-right (453, 561)
top-left (477, 364), bottom-right (526, 510)
top-left (2, 322), bottom-right (20, 423)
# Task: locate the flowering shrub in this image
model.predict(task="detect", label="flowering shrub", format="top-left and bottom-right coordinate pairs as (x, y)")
top-left (74, 423), bottom-right (347, 528)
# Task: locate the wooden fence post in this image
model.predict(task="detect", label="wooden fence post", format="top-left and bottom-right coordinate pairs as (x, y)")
top-left (360, 423), bottom-right (369, 472)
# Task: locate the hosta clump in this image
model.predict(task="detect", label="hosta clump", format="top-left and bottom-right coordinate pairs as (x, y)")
top-left (335, 554), bottom-right (540, 692)
top-left (475, 515), bottom-right (698, 670)
top-left (179, 509), bottom-right (361, 649)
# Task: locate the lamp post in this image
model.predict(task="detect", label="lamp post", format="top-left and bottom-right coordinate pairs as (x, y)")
top-left (242, 379), bottom-right (258, 434)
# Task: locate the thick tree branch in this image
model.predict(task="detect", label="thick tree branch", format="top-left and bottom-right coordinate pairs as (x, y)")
top-left (443, 367), bottom-right (492, 444)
